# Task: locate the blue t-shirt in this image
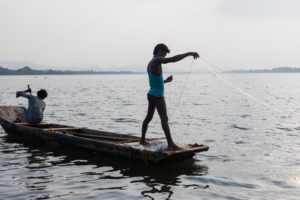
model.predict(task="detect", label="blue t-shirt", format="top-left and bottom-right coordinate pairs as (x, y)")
top-left (147, 63), bottom-right (164, 97)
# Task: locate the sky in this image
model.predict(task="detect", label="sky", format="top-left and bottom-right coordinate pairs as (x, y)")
top-left (1, 0), bottom-right (300, 71)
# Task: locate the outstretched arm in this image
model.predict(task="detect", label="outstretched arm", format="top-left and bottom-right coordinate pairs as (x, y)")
top-left (16, 90), bottom-right (32, 99)
top-left (155, 52), bottom-right (199, 64)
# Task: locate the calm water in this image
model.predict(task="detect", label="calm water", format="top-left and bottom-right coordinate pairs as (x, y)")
top-left (0, 74), bottom-right (300, 199)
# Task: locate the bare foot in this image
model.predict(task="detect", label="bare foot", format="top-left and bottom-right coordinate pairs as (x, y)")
top-left (139, 140), bottom-right (150, 146)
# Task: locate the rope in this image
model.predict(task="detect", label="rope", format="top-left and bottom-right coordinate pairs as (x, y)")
top-left (176, 59), bottom-right (194, 107)
top-left (199, 56), bottom-right (299, 127)
top-left (168, 59), bottom-right (194, 121)
top-left (166, 56), bottom-right (298, 128)
top-left (200, 57), bottom-right (279, 112)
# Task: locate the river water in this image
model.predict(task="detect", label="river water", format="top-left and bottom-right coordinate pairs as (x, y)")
top-left (0, 74), bottom-right (300, 199)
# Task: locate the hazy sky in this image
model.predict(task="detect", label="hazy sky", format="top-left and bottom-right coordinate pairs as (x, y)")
top-left (1, 0), bottom-right (300, 70)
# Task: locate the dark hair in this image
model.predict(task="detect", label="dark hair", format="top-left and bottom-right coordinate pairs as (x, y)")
top-left (153, 43), bottom-right (170, 55)
top-left (37, 89), bottom-right (48, 99)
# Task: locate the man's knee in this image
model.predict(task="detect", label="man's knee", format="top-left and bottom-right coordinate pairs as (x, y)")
top-left (143, 115), bottom-right (153, 124)
top-left (160, 115), bottom-right (168, 123)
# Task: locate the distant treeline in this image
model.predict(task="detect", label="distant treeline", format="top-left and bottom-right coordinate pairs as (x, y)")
top-left (0, 66), bottom-right (137, 75)
top-left (226, 67), bottom-right (300, 73)
top-left (2, 66), bottom-right (300, 75)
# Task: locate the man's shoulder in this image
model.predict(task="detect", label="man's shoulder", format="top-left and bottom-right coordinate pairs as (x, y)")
top-left (149, 57), bottom-right (164, 66)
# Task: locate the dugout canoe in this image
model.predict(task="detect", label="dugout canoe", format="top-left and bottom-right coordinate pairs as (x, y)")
top-left (0, 106), bottom-right (209, 164)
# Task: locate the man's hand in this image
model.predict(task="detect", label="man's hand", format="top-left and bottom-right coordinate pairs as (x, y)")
top-left (164, 75), bottom-right (173, 83)
top-left (189, 52), bottom-right (199, 59)
top-left (25, 88), bottom-right (31, 94)
top-left (26, 85), bottom-right (32, 94)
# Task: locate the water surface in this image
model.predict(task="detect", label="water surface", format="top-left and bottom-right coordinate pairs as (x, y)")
top-left (0, 74), bottom-right (300, 199)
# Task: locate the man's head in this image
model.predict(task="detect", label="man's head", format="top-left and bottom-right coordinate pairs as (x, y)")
top-left (153, 43), bottom-right (170, 57)
top-left (37, 89), bottom-right (48, 100)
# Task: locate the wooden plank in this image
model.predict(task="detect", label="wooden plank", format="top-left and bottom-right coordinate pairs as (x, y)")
top-left (21, 123), bottom-right (72, 129)
top-left (121, 141), bottom-right (142, 145)
top-left (161, 145), bottom-right (209, 155)
top-left (43, 128), bottom-right (80, 131)
top-left (60, 130), bottom-right (135, 142)
top-left (17, 123), bottom-right (48, 125)
top-left (119, 139), bottom-right (141, 143)
top-left (75, 128), bottom-right (140, 139)
top-left (121, 138), bottom-right (165, 145)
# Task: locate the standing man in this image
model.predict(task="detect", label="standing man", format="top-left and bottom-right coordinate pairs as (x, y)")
top-left (140, 43), bottom-right (199, 150)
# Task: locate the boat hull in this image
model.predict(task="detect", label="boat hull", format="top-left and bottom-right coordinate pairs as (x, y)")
top-left (0, 106), bottom-right (209, 164)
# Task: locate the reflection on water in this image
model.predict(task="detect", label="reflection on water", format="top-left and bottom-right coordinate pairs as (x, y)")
top-left (1, 74), bottom-right (300, 199)
top-left (1, 135), bottom-right (208, 199)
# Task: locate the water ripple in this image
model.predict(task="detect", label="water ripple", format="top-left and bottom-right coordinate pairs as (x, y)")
top-left (1, 74), bottom-right (300, 199)
top-left (229, 124), bottom-right (251, 131)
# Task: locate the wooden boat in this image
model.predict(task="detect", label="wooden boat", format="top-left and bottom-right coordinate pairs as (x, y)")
top-left (0, 106), bottom-right (209, 164)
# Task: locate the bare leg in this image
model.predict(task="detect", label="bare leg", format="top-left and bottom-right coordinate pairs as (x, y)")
top-left (156, 98), bottom-right (181, 150)
top-left (140, 95), bottom-right (155, 145)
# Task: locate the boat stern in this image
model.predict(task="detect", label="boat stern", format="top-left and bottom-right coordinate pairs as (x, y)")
top-left (0, 105), bottom-right (27, 123)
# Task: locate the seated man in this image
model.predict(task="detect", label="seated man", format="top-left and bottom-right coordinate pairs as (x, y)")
top-left (16, 86), bottom-right (48, 123)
